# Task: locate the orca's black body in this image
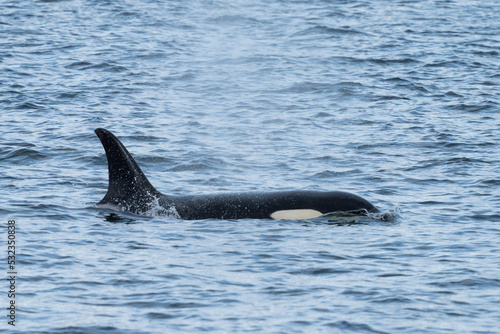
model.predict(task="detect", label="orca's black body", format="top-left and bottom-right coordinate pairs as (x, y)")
top-left (95, 128), bottom-right (379, 220)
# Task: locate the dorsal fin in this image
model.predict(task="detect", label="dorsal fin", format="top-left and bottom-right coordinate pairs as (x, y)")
top-left (95, 128), bottom-right (162, 211)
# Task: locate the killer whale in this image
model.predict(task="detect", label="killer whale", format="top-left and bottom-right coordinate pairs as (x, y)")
top-left (94, 128), bottom-right (379, 220)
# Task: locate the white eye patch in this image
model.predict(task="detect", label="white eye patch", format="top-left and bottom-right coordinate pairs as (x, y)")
top-left (270, 209), bottom-right (323, 220)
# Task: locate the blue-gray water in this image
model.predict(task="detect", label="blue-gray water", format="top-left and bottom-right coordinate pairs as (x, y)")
top-left (1, 0), bottom-right (499, 333)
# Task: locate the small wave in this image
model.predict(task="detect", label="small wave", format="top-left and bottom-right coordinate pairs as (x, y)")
top-left (264, 287), bottom-right (308, 296)
top-left (0, 147), bottom-right (47, 163)
top-left (15, 102), bottom-right (44, 110)
top-left (40, 326), bottom-right (129, 334)
top-left (66, 61), bottom-right (128, 73)
top-left (287, 267), bottom-right (350, 275)
top-left (367, 58), bottom-right (420, 65)
top-left (374, 95), bottom-right (410, 101)
top-left (208, 14), bottom-right (260, 26)
top-left (277, 81), bottom-right (365, 95)
top-left (325, 321), bottom-right (389, 334)
top-left (429, 277), bottom-right (500, 289)
top-left (277, 82), bottom-right (335, 94)
top-left (448, 101), bottom-right (496, 113)
top-left (424, 60), bottom-right (468, 68)
top-left (312, 169), bottom-right (362, 179)
top-left (167, 162), bottom-right (219, 172)
top-left (371, 296), bottom-right (412, 303)
top-left (65, 61), bottom-right (93, 69)
top-left (146, 312), bottom-right (179, 319)
top-left (467, 213), bottom-right (500, 222)
top-left (58, 92), bottom-right (82, 99)
top-left (292, 25), bottom-right (364, 37)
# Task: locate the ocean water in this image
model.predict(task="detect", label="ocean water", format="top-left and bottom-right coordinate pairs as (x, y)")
top-left (1, 0), bottom-right (499, 333)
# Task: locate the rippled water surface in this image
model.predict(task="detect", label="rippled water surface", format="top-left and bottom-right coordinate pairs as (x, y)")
top-left (1, 0), bottom-right (499, 333)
